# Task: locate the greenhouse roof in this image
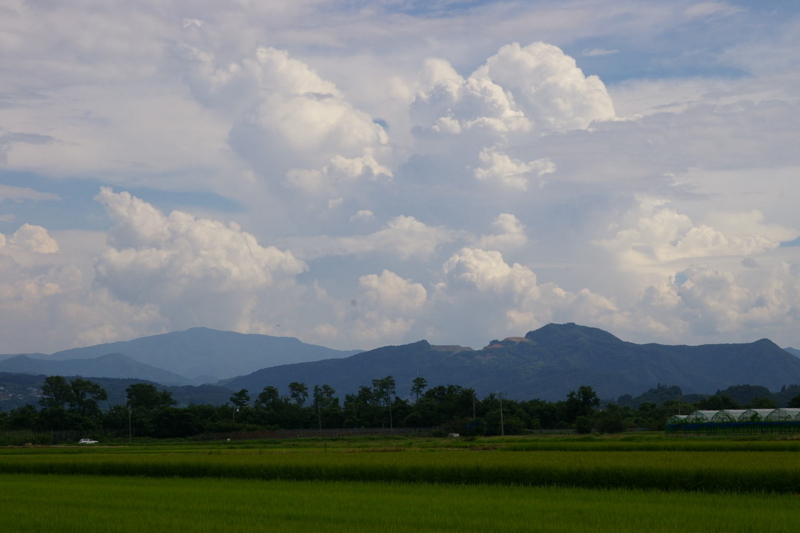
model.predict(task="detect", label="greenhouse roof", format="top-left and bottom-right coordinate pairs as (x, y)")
top-left (677, 409), bottom-right (800, 423)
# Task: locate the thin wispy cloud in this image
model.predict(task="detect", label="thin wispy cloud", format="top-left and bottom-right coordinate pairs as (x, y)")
top-left (582, 48), bottom-right (619, 57)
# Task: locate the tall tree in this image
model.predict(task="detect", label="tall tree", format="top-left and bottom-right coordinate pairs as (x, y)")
top-left (411, 377), bottom-right (428, 402)
top-left (229, 389), bottom-right (250, 409)
top-left (288, 382), bottom-right (309, 406)
top-left (311, 384), bottom-right (339, 428)
top-left (68, 378), bottom-right (108, 417)
top-left (254, 386), bottom-right (281, 409)
top-left (40, 376), bottom-right (75, 410)
top-left (312, 384), bottom-right (337, 410)
top-left (372, 376), bottom-right (397, 428)
top-left (126, 383), bottom-right (175, 410)
top-left (565, 386), bottom-right (600, 422)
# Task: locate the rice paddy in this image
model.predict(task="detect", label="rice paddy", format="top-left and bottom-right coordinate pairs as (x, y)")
top-left (3, 436), bottom-right (800, 531)
top-left (3, 474), bottom-right (800, 533)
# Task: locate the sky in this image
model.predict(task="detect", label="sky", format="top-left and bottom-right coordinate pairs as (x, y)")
top-left (2, 0), bottom-right (800, 354)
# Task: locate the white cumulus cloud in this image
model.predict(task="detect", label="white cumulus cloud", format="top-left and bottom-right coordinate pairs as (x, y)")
top-left (359, 269), bottom-right (427, 314)
top-left (93, 187), bottom-right (306, 331)
top-left (10, 224), bottom-right (60, 254)
top-left (473, 147), bottom-right (555, 190)
top-left (473, 42), bottom-right (616, 132)
top-left (353, 270), bottom-right (427, 343)
top-left (477, 214), bottom-right (528, 251)
top-left (637, 262), bottom-right (800, 339)
top-left (595, 198), bottom-right (798, 267)
top-left (413, 42), bottom-right (616, 139)
top-left (443, 247), bottom-right (623, 333)
top-left (185, 45), bottom-right (390, 178)
top-left (286, 149), bottom-right (392, 193)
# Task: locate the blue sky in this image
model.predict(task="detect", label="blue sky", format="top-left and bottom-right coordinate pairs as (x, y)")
top-left (2, 0), bottom-right (800, 355)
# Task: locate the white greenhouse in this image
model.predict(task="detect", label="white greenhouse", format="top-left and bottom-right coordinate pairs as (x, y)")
top-left (668, 408), bottom-right (800, 434)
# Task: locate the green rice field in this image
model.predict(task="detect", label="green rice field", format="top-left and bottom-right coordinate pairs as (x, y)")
top-left (3, 445), bottom-right (800, 492)
top-left (3, 474), bottom-right (800, 533)
top-left (4, 436), bottom-right (800, 531)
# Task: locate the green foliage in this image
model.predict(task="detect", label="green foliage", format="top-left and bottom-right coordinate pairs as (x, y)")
top-left (11, 371), bottom-right (800, 438)
top-left (69, 378), bottom-right (108, 418)
top-left (288, 382), bottom-right (308, 406)
top-left (39, 376), bottom-right (75, 410)
top-left (746, 397), bottom-right (778, 409)
top-left (617, 384), bottom-right (683, 408)
top-left (254, 386), bottom-right (281, 409)
top-left (229, 389), bottom-right (250, 408)
top-left (566, 386), bottom-right (600, 422)
top-left (575, 416), bottom-right (593, 434)
top-left (695, 394), bottom-right (740, 410)
top-left (126, 383), bottom-right (175, 410)
top-left (718, 385), bottom-right (773, 405)
top-left (410, 377), bottom-right (427, 402)
top-left (466, 418), bottom-right (486, 436)
top-left (34, 377), bottom-right (108, 430)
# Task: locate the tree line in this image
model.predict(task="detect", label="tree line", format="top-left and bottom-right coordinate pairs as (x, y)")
top-left (3, 375), bottom-right (799, 440)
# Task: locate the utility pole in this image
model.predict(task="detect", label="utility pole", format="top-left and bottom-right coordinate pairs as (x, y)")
top-left (318, 403), bottom-right (322, 430)
top-left (128, 402), bottom-right (132, 443)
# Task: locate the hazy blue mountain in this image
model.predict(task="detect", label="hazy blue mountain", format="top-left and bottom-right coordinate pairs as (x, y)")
top-left (0, 353), bottom-right (190, 385)
top-left (0, 353), bottom-right (47, 362)
top-left (223, 323), bottom-right (800, 401)
top-left (785, 347), bottom-right (800, 358)
top-left (41, 328), bottom-right (360, 381)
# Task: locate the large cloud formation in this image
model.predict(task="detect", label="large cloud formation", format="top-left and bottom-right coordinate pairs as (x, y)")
top-left (595, 198), bottom-right (798, 269)
top-left (2, 1), bottom-right (800, 354)
top-left (93, 188), bottom-right (306, 331)
top-left (443, 247), bottom-right (623, 334)
top-left (412, 43), bottom-right (615, 136)
top-left (0, 229), bottom-right (163, 353)
top-left (183, 44), bottom-right (391, 196)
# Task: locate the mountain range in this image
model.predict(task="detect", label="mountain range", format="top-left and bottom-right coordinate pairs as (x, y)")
top-left (3, 324), bottom-right (800, 402)
top-left (223, 323), bottom-right (800, 401)
top-left (0, 328), bottom-right (360, 383)
top-left (0, 353), bottom-right (190, 386)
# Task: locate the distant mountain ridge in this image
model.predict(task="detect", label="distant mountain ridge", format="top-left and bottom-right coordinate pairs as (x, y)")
top-left (0, 353), bottom-right (47, 362)
top-left (223, 323), bottom-right (800, 401)
top-left (0, 353), bottom-right (190, 385)
top-left (785, 347), bottom-right (800, 358)
top-left (27, 328), bottom-right (361, 382)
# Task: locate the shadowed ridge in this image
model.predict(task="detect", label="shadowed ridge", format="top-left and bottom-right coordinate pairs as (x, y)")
top-left (222, 324), bottom-right (800, 401)
top-left (785, 347), bottom-right (800, 358)
top-left (0, 352), bottom-right (191, 385)
top-left (525, 323), bottom-right (623, 345)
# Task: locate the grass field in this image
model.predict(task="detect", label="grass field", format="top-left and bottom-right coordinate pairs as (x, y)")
top-left (4, 436), bottom-right (800, 531)
top-left (3, 474), bottom-right (800, 533)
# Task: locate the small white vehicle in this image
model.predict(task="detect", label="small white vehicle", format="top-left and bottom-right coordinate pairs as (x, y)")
top-left (78, 438), bottom-right (98, 444)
